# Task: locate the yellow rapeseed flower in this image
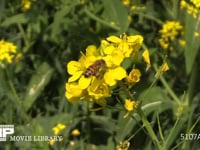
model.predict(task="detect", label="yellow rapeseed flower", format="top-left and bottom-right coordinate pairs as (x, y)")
top-left (187, 5), bottom-right (198, 18)
top-left (49, 139), bottom-right (56, 146)
top-left (126, 68), bottom-right (141, 84)
top-left (155, 61), bottom-right (170, 78)
top-left (0, 40), bottom-right (17, 65)
top-left (21, 0), bottom-right (32, 12)
top-left (52, 123), bottom-right (66, 135)
top-left (124, 99), bottom-right (137, 111)
top-left (179, 39), bottom-right (186, 47)
top-left (159, 21), bottom-right (183, 50)
top-left (65, 82), bottom-right (84, 103)
top-left (116, 141), bottom-right (130, 150)
top-left (122, 0), bottom-right (131, 6)
top-left (160, 62), bottom-right (170, 72)
top-left (124, 99), bottom-right (138, 118)
top-left (106, 34), bottom-right (143, 58)
top-left (180, 0), bottom-right (187, 9)
top-left (87, 80), bottom-right (111, 101)
top-left (104, 67), bottom-right (126, 86)
top-left (67, 61), bottom-right (84, 82)
top-left (180, 0), bottom-right (200, 18)
top-left (71, 129), bottom-right (80, 136)
top-left (191, 0), bottom-right (200, 8)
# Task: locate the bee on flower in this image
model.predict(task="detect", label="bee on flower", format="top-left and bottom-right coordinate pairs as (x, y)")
top-left (83, 59), bottom-right (106, 78)
top-left (65, 34), bottom-right (145, 106)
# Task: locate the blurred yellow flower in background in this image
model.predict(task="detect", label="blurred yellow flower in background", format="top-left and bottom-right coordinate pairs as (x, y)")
top-left (71, 129), bottom-right (80, 136)
top-left (116, 140), bottom-right (130, 150)
top-left (159, 21), bottom-right (183, 50)
top-left (180, 0), bottom-right (200, 18)
top-left (21, 0), bottom-right (32, 12)
top-left (52, 123), bottom-right (66, 135)
top-left (0, 40), bottom-right (17, 65)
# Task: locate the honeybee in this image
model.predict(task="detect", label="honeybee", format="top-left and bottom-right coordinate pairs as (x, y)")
top-left (83, 59), bottom-right (106, 78)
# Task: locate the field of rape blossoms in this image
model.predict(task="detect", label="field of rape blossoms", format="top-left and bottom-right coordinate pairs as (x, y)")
top-left (1, 0), bottom-right (200, 149)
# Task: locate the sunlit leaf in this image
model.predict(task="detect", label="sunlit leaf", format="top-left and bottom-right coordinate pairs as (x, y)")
top-left (23, 62), bottom-right (54, 112)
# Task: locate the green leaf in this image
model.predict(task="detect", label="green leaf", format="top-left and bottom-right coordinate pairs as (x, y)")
top-left (116, 100), bottom-right (173, 140)
top-left (116, 86), bottom-right (173, 140)
top-left (50, 5), bottom-right (71, 37)
top-left (185, 14), bottom-right (200, 74)
top-left (163, 118), bottom-right (187, 150)
top-left (0, 0), bottom-right (5, 22)
top-left (23, 62), bottom-right (54, 112)
top-left (90, 115), bottom-right (116, 133)
top-left (102, 0), bottom-right (129, 32)
top-left (0, 13), bottom-right (28, 27)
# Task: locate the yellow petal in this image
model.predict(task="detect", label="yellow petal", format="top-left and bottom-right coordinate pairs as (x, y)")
top-left (106, 35), bottom-right (122, 43)
top-left (67, 61), bottom-right (83, 75)
top-left (104, 51), bottom-right (124, 67)
top-left (86, 45), bottom-right (97, 56)
top-left (103, 45), bottom-right (115, 55)
top-left (160, 62), bottom-right (169, 72)
top-left (65, 83), bottom-right (83, 103)
top-left (68, 71), bottom-right (83, 82)
top-left (104, 67), bottom-right (126, 86)
top-left (142, 49), bottom-right (151, 70)
top-left (78, 76), bottom-right (92, 89)
top-left (127, 35), bottom-right (143, 44)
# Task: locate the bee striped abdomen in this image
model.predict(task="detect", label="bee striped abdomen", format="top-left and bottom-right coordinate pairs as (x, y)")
top-left (83, 59), bottom-right (106, 78)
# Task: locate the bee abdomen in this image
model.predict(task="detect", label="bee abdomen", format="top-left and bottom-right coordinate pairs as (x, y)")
top-left (83, 59), bottom-right (106, 78)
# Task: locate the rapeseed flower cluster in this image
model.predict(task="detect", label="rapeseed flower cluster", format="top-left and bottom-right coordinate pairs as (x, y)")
top-left (180, 0), bottom-right (200, 18)
top-left (65, 34), bottom-right (150, 107)
top-left (0, 40), bottom-right (17, 66)
top-left (159, 21), bottom-right (184, 50)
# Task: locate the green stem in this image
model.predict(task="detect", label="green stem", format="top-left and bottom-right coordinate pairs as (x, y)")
top-left (132, 12), bottom-right (164, 25)
top-left (17, 23), bottom-right (29, 52)
top-left (159, 74), bottom-right (181, 105)
top-left (5, 68), bottom-right (20, 103)
top-left (153, 64), bottom-right (181, 105)
top-left (186, 61), bottom-right (197, 105)
top-left (137, 107), bottom-right (164, 150)
top-left (119, 73), bottom-right (163, 149)
top-left (182, 61), bottom-right (198, 149)
top-left (84, 7), bottom-right (120, 31)
top-left (163, 118), bottom-right (179, 149)
top-left (119, 81), bottom-right (135, 99)
top-left (4, 68), bottom-right (28, 122)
